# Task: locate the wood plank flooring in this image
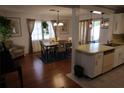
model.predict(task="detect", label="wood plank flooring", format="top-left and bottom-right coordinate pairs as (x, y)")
top-left (5, 54), bottom-right (81, 88)
top-left (5, 53), bottom-right (124, 88)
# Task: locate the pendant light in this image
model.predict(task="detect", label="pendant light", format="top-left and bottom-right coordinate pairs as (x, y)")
top-left (53, 10), bottom-right (64, 26)
top-left (89, 11), bottom-right (93, 28)
top-left (90, 11), bottom-right (105, 28)
top-left (101, 12), bottom-right (104, 28)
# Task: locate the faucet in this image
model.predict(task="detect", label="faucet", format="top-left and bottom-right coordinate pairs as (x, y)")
top-left (107, 40), bottom-right (112, 44)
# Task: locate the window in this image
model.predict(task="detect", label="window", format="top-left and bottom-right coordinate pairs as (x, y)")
top-left (90, 20), bottom-right (101, 42)
top-left (32, 20), bottom-right (55, 41)
top-left (79, 20), bottom-right (101, 44)
top-left (44, 21), bottom-right (55, 39)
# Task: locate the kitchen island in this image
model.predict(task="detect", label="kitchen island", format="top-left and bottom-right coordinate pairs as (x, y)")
top-left (75, 43), bottom-right (115, 78)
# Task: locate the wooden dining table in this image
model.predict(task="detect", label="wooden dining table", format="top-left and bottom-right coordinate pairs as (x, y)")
top-left (43, 41), bottom-right (59, 48)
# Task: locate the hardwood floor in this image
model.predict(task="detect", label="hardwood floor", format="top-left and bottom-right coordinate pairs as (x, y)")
top-left (5, 54), bottom-right (81, 88)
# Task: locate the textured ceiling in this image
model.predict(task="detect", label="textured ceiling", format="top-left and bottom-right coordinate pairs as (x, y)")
top-left (0, 5), bottom-right (123, 18)
top-left (0, 5), bottom-right (92, 17)
top-left (96, 5), bottom-right (124, 13)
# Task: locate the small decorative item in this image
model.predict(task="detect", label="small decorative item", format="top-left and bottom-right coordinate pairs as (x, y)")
top-left (42, 21), bottom-right (49, 34)
top-left (0, 16), bottom-right (11, 42)
top-left (7, 17), bottom-right (22, 37)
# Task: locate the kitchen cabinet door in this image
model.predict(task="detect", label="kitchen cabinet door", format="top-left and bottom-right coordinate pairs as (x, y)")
top-left (118, 46), bottom-right (124, 65)
top-left (103, 50), bottom-right (114, 73)
top-left (114, 49), bottom-right (119, 67)
top-left (114, 46), bottom-right (124, 67)
top-left (113, 14), bottom-right (124, 34)
top-left (94, 53), bottom-right (103, 76)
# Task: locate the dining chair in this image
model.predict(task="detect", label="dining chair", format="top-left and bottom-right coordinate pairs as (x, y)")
top-left (56, 43), bottom-right (66, 59)
top-left (0, 42), bottom-right (23, 88)
top-left (39, 40), bottom-right (55, 62)
top-left (39, 40), bottom-right (46, 58)
top-left (65, 42), bottom-right (72, 56)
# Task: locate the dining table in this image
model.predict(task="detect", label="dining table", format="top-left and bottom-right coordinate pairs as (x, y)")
top-left (42, 41), bottom-right (59, 62)
top-left (42, 40), bottom-right (72, 62)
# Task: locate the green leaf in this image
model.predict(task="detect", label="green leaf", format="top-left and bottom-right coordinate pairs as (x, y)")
top-left (0, 16), bottom-right (11, 41)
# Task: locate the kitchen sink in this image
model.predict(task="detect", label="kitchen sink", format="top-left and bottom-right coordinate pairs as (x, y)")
top-left (104, 43), bottom-right (122, 47)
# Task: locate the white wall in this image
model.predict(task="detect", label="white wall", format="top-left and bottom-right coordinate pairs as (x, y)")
top-left (2, 11), bottom-right (71, 54)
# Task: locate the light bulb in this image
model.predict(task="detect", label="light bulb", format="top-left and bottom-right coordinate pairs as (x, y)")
top-left (92, 11), bottom-right (102, 14)
top-left (58, 22), bottom-right (64, 26)
top-left (53, 22), bottom-right (57, 26)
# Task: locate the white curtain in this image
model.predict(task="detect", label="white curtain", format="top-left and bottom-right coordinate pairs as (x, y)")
top-left (32, 20), bottom-right (42, 53)
top-left (79, 21), bottom-right (90, 44)
top-left (79, 22), bottom-right (84, 44)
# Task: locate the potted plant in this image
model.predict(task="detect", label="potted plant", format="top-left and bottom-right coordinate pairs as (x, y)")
top-left (42, 21), bottom-right (49, 34)
top-left (0, 16), bottom-right (11, 42)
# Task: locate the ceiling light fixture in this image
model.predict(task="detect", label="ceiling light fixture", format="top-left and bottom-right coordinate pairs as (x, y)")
top-left (92, 11), bottom-right (102, 14)
top-left (53, 10), bottom-right (64, 26)
top-left (101, 12), bottom-right (104, 27)
top-left (89, 11), bottom-right (93, 28)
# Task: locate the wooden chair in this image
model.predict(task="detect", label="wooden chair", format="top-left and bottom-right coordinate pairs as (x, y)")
top-left (0, 42), bottom-right (23, 88)
top-left (56, 43), bottom-right (66, 59)
top-left (39, 40), bottom-right (57, 62)
top-left (65, 42), bottom-right (72, 56)
top-left (39, 40), bottom-right (46, 58)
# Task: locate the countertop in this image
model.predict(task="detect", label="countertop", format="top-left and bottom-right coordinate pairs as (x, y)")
top-left (76, 43), bottom-right (115, 54)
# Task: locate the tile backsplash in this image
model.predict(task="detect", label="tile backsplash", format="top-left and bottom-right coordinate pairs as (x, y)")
top-left (112, 34), bottom-right (124, 43)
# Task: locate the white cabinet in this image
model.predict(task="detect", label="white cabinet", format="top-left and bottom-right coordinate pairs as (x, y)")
top-left (75, 51), bottom-right (103, 78)
top-left (94, 53), bottom-right (104, 76)
top-left (102, 50), bottom-right (114, 73)
top-left (114, 46), bottom-right (124, 67)
top-left (113, 13), bottom-right (124, 34)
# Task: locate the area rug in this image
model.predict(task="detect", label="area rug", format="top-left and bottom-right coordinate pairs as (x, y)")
top-left (67, 65), bottom-right (124, 88)
top-left (39, 54), bottom-right (71, 64)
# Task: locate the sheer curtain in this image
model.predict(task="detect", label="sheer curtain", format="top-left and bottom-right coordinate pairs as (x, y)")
top-left (32, 20), bottom-right (42, 53)
top-left (31, 20), bottom-right (55, 53)
top-left (79, 20), bottom-right (91, 44)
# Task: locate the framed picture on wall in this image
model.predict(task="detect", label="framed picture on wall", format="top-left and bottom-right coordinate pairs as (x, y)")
top-left (7, 17), bottom-right (22, 37)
